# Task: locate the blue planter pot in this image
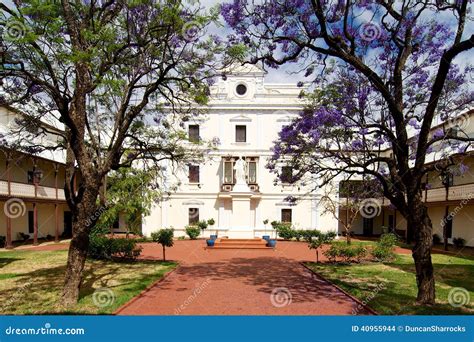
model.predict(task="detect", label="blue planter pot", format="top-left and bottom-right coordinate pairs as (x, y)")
top-left (262, 235), bottom-right (270, 241)
top-left (206, 239), bottom-right (215, 247)
top-left (210, 235), bottom-right (218, 240)
top-left (267, 239), bottom-right (277, 248)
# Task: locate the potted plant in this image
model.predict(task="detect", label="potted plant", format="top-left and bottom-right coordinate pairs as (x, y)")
top-left (207, 218), bottom-right (217, 239)
top-left (267, 239), bottom-right (277, 248)
top-left (206, 239), bottom-right (215, 247)
top-left (262, 219), bottom-right (270, 241)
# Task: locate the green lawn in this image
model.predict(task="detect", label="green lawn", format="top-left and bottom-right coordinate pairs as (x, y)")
top-left (307, 253), bottom-right (474, 315)
top-left (0, 249), bottom-right (176, 314)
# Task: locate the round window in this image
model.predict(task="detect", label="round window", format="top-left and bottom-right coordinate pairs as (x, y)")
top-left (236, 84), bottom-right (247, 96)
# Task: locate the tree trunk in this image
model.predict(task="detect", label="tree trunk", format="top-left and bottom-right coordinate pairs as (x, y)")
top-left (60, 186), bottom-right (100, 307)
top-left (162, 245), bottom-right (166, 262)
top-left (60, 225), bottom-right (89, 307)
top-left (409, 196), bottom-right (436, 305)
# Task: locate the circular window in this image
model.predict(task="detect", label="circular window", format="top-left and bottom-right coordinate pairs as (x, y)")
top-left (236, 84), bottom-right (247, 96)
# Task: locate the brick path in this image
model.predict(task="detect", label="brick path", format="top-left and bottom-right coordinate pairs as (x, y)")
top-left (116, 240), bottom-right (373, 315)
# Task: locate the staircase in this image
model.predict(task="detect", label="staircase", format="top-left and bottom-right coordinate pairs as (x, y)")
top-left (210, 238), bottom-right (272, 249)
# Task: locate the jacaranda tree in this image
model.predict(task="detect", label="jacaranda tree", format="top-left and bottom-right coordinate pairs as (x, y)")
top-left (222, 0), bottom-right (474, 304)
top-left (1, 0), bottom-right (229, 306)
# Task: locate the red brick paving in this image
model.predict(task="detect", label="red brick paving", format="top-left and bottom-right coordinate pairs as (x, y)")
top-left (116, 240), bottom-right (373, 315)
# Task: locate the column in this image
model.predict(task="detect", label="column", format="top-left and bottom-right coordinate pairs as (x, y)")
top-left (5, 156), bottom-right (13, 249)
top-left (218, 199), bottom-right (225, 230)
top-left (54, 166), bottom-right (59, 242)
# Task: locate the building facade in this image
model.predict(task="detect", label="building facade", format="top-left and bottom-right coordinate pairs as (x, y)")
top-left (142, 65), bottom-right (339, 238)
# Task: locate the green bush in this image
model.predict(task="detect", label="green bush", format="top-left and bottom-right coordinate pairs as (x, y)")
top-left (371, 233), bottom-right (398, 262)
top-left (453, 237), bottom-right (466, 248)
top-left (207, 218), bottom-right (215, 226)
top-left (197, 220), bottom-right (208, 230)
top-left (323, 242), bottom-right (367, 263)
top-left (379, 233), bottom-right (398, 247)
top-left (0, 236), bottom-right (5, 248)
top-left (88, 235), bottom-right (142, 260)
top-left (301, 229), bottom-right (321, 242)
top-left (271, 221), bottom-right (294, 240)
top-left (371, 245), bottom-right (395, 261)
top-left (185, 225), bottom-right (201, 240)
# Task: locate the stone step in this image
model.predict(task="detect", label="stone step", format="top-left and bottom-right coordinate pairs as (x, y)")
top-left (208, 238), bottom-right (273, 250)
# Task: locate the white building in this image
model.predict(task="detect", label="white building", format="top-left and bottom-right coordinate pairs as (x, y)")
top-left (142, 65), bottom-right (339, 238)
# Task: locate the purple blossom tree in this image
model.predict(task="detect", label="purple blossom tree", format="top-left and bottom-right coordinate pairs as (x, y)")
top-left (223, 0), bottom-right (474, 304)
top-left (1, 0), bottom-right (230, 306)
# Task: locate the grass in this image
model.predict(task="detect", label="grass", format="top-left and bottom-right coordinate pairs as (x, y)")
top-left (0, 249), bottom-right (177, 314)
top-left (306, 253), bottom-right (474, 315)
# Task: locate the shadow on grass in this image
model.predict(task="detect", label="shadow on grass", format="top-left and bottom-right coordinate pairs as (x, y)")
top-left (0, 258), bottom-right (176, 314)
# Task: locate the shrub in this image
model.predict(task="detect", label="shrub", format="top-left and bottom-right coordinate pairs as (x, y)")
top-left (185, 226), bottom-right (201, 240)
top-left (379, 233), bottom-right (398, 247)
top-left (453, 237), bottom-right (466, 248)
top-left (0, 236), bottom-right (5, 248)
top-left (371, 245), bottom-right (395, 261)
top-left (207, 218), bottom-right (215, 226)
top-left (301, 229), bottom-right (321, 242)
top-left (197, 220), bottom-right (208, 230)
top-left (371, 233), bottom-right (398, 262)
top-left (432, 234), bottom-right (442, 245)
top-left (293, 230), bottom-right (303, 241)
top-left (151, 228), bottom-right (174, 261)
top-left (272, 221), bottom-right (294, 240)
top-left (323, 241), bottom-right (366, 263)
top-left (88, 235), bottom-right (142, 261)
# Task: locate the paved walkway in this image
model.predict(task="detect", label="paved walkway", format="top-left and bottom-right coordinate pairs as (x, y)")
top-left (116, 240), bottom-right (372, 315)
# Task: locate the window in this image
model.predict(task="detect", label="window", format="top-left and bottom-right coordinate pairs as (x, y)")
top-left (247, 161), bottom-right (257, 183)
top-left (280, 166), bottom-right (293, 183)
top-left (236, 84), bottom-right (247, 96)
top-left (235, 125), bottom-right (246, 142)
top-left (224, 161), bottom-right (234, 184)
top-left (28, 211), bottom-right (34, 233)
top-left (281, 209), bottom-right (292, 223)
top-left (188, 165), bottom-right (200, 183)
top-left (189, 208), bottom-right (199, 225)
top-left (188, 124), bottom-right (200, 143)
